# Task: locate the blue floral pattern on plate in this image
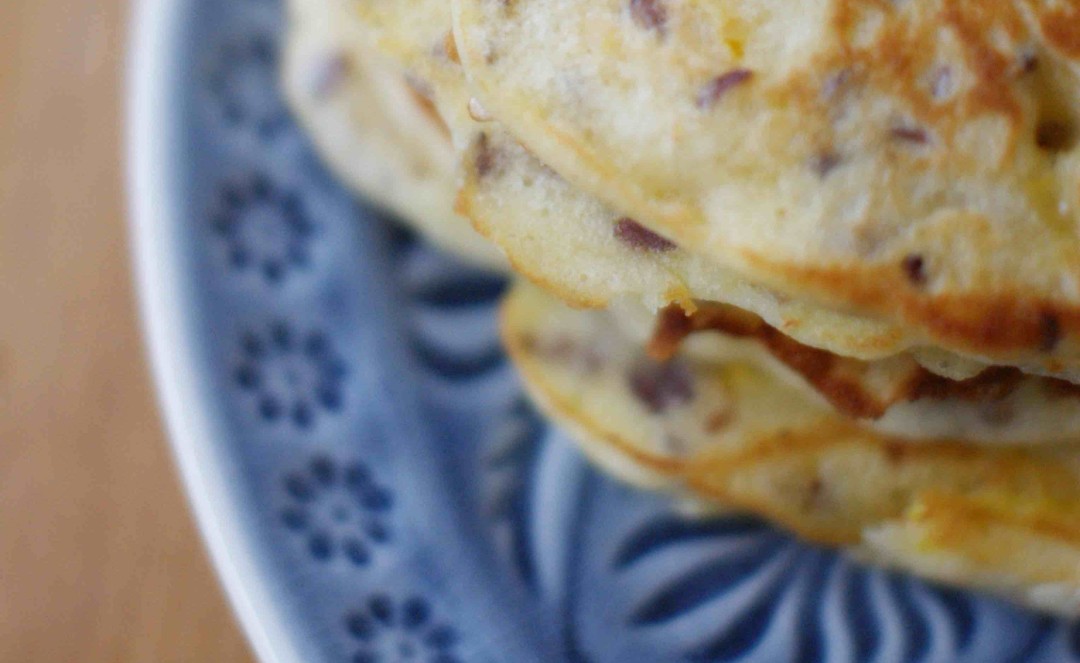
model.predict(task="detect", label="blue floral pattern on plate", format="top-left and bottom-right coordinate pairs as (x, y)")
top-left (132, 0), bottom-right (1080, 660)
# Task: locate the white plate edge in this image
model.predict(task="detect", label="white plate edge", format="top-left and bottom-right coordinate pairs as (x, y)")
top-left (125, 1), bottom-right (307, 661)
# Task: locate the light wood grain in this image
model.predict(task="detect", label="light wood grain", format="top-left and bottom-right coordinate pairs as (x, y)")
top-left (0, 1), bottom-right (256, 661)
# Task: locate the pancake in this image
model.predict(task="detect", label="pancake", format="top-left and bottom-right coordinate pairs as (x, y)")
top-left (300, 0), bottom-right (1080, 439)
top-left (457, 124), bottom-right (1067, 384)
top-left (344, 0), bottom-right (1080, 384)
top-left (453, 0), bottom-right (1080, 374)
top-left (642, 301), bottom-right (1080, 445)
top-left (346, 0), bottom-right (910, 360)
top-left (459, 102), bottom-right (1080, 443)
top-left (502, 281), bottom-right (1080, 616)
top-left (282, 0), bottom-right (503, 268)
top-left (456, 126), bottom-right (915, 360)
top-left (502, 262), bottom-right (1080, 444)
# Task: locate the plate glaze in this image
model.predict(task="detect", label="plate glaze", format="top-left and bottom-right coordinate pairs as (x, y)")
top-left (128, 0), bottom-right (1080, 660)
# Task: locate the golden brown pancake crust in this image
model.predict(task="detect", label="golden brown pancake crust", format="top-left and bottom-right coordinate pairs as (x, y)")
top-left (452, 0), bottom-right (1080, 370)
top-left (649, 301), bottom-right (1080, 420)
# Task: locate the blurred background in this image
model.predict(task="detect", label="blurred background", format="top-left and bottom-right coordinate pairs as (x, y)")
top-left (0, 1), bottom-right (254, 660)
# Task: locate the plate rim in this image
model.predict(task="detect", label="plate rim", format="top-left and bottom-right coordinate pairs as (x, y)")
top-left (125, 1), bottom-right (306, 661)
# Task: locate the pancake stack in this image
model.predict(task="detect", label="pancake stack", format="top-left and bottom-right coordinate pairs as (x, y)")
top-left (284, 0), bottom-right (1080, 615)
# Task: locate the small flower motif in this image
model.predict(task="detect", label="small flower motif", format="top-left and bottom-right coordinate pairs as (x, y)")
top-left (344, 594), bottom-right (461, 663)
top-left (280, 456), bottom-right (392, 565)
top-left (207, 32), bottom-right (289, 137)
top-left (212, 174), bottom-right (316, 284)
top-left (235, 322), bottom-right (345, 428)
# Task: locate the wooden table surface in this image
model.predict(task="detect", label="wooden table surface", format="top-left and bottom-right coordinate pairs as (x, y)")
top-left (0, 1), bottom-right (256, 660)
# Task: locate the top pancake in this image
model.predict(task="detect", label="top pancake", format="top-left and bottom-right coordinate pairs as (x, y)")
top-left (451, 0), bottom-right (1080, 370)
top-left (347, 0), bottom-right (929, 366)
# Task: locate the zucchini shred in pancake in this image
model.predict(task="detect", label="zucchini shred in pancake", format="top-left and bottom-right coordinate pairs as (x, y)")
top-left (284, 0), bottom-right (1080, 615)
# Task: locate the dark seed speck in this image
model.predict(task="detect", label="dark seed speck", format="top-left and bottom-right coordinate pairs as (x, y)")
top-left (628, 356), bottom-right (695, 414)
top-left (696, 69), bottom-right (752, 109)
top-left (1036, 120), bottom-right (1077, 153)
top-left (614, 218), bottom-right (676, 251)
top-left (1015, 50), bottom-right (1039, 76)
top-left (901, 254), bottom-right (926, 286)
top-left (810, 151), bottom-right (842, 177)
top-left (630, 0), bottom-right (666, 33)
top-left (311, 53), bottom-right (351, 98)
top-left (474, 133), bottom-right (498, 177)
top-left (891, 125), bottom-right (929, 144)
top-left (1040, 312), bottom-right (1061, 352)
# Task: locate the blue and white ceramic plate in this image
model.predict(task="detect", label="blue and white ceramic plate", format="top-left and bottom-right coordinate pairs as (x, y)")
top-left (127, 0), bottom-right (1080, 661)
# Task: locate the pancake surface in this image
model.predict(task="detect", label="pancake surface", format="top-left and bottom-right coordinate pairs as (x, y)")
top-left (342, 0), bottom-right (1080, 383)
top-left (453, 0), bottom-right (1080, 372)
top-left (457, 126), bottom-right (917, 360)
top-left (503, 281), bottom-right (1080, 616)
top-left (343, 0), bottom-right (930, 357)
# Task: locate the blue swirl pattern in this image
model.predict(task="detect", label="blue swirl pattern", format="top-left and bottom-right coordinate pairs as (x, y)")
top-left (157, 0), bottom-right (1080, 659)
